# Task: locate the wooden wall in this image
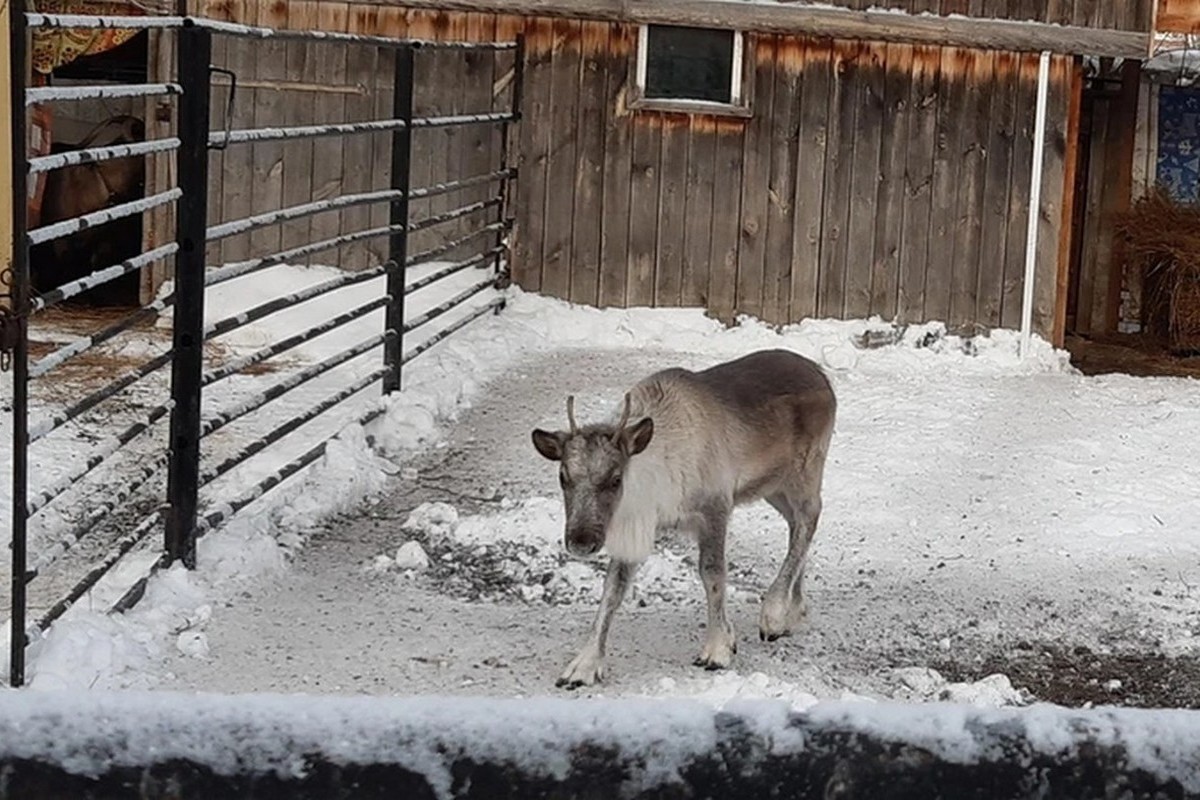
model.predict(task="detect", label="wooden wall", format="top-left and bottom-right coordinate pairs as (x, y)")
top-left (1158, 0), bottom-right (1200, 32)
top-left (512, 22), bottom-right (1075, 338)
top-left (819, 0), bottom-right (1154, 31)
top-left (191, 1), bottom-right (516, 270)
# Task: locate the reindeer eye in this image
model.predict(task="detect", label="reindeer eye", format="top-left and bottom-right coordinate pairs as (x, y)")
top-left (607, 473), bottom-right (622, 490)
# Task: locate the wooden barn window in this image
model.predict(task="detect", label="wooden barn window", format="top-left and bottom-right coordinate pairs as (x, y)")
top-left (632, 24), bottom-right (751, 117)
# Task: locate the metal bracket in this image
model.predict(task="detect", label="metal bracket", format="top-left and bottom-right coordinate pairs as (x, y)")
top-left (209, 65), bottom-right (237, 151)
top-left (0, 265), bottom-right (17, 372)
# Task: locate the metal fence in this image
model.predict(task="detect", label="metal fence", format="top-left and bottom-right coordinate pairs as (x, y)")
top-left (2, 7), bottom-right (522, 687)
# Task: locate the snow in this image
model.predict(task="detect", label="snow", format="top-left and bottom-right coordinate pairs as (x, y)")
top-left (0, 690), bottom-right (1198, 796)
top-left (4, 276), bottom-right (1200, 732)
top-left (1, 258), bottom-right (500, 684)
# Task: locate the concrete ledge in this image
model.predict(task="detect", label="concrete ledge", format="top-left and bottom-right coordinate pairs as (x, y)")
top-left (0, 690), bottom-right (1197, 798)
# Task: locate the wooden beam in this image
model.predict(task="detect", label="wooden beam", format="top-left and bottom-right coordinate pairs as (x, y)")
top-left (360, 0), bottom-right (1152, 58)
top-left (1053, 58), bottom-right (1083, 348)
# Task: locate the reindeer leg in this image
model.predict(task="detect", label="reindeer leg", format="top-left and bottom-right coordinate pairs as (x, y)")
top-left (760, 490), bottom-right (821, 642)
top-left (694, 500), bottom-right (736, 670)
top-left (557, 558), bottom-right (638, 688)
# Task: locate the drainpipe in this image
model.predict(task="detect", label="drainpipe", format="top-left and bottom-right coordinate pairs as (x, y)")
top-left (1020, 50), bottom-right (1052, 358)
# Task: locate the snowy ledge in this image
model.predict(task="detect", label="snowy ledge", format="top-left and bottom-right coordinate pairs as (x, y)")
top-left (0, 690), bottom-right (1197, 799)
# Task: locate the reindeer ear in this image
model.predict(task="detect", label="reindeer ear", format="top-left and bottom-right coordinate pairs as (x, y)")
top-left (531, 429), bottom-right (566, 461)
top-left (621, 417), bottom-right (654, 456)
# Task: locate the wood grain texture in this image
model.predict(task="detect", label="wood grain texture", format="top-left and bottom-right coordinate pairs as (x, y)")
top-left (897, 46), bottom-right (940, 324)
top-left (597, 22), bottom-right (633, 308)
top-left (975, 50), bottom-right (1018, 329)
top-left (541, 17), bottom-right (581, 301)
top-left (843, 42), bottom-right (885, 321)
top-left (789, 40), bottom-right (832, 322)
top-left (870, 43), bottom-right (913, 321)
top-left (736, 33), bottom-right (776, 321)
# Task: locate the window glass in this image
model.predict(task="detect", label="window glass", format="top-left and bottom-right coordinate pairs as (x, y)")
top-left (644, 25), bottom-right (735, 104)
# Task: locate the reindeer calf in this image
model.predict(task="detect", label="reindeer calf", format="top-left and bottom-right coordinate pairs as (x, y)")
top-left (532, 348), bottom-right (837, 687)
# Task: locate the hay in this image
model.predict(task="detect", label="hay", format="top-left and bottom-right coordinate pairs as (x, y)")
top-left (1115, 188), bottom-right (1200, 353)
top-left (26, 304), bottom-right (289, 404)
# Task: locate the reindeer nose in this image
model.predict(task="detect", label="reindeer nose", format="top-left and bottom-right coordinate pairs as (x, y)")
top-left (565, 529), bottom-right (603, 558)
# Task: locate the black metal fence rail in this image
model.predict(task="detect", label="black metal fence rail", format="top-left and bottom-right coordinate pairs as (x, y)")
top-left (5, 9), bottom-right (523, 688)
top-left (5, 9), bottom-right (192, 687)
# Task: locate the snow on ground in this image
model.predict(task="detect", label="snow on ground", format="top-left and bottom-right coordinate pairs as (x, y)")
top-left (6, 284), bottom-right (1200, 715)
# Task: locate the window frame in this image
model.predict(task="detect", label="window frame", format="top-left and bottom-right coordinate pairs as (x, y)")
top-left (630, 23), bottom-right (753, 118)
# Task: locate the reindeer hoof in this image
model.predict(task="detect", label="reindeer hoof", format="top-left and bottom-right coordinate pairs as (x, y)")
top-left (557, 649), bottom-right (604, 688)
top-left (693, 634), bottom-right (736, 670)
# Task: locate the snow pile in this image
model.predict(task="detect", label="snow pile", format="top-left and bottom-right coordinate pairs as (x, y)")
top-left (1, 689), bottom-right (1199, 797)
top-left (373, 497), bottom-right (707, 606)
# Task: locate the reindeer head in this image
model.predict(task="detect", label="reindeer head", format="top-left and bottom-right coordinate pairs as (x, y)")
top-left (531, 394), bottom-right (654, 558)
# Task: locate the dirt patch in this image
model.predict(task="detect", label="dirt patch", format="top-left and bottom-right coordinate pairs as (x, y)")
top-left (936, 644), bottom-right (1200, 709)
top-left (1065, 332), bottom-right (1200, 378)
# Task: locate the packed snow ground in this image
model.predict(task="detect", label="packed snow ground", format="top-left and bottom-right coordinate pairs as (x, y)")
top-left (7, 282), bottom-right (1200, 712)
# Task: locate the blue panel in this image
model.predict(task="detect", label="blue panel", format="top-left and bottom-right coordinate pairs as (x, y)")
top-left (1157, 86), bottom-right (1200, 204)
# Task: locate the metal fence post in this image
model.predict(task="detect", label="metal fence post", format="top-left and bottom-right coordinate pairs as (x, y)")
top-left (383, 43), bottom-right (414, 395)
top-left (165, 22), bottom-right (212, 569)
top-left (4, 0), bottom-right (30, 688)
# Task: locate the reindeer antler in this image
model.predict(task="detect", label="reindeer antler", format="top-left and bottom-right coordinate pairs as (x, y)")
top-left (566, 395), bottom-right (579, 434)
top-left (614, 392), bottom-right (632, 433)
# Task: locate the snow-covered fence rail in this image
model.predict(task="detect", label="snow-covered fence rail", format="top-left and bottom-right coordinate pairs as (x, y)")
top-left (0, 692), bottom-right (1196, 799)
top-left (4, 7), bottom-right (521, 688)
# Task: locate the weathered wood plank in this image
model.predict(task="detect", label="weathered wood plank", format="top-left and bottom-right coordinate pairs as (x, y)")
top-left (763, 36), bottom-right (803, 325)
top-left (349, 0), bottom-right (1150, 58)
top-left (142, 27), bottom-right (176, 300)
top-left (948, 48), bottom-right (991, 332)
top-left (570, 21), bottom-right (608, 307)
top-left (897, 45), bottom-right (939, 323)
top-left (790, 38), bottom-right (833, 321)
top-left (736, 33), bottom-right (776, 321)
top-left (869, 42), bottom-right (913, 321)
top-left (219, 0), bottom-right (254, 263)
top-left (511, 17), bottom-right (553, 293)
top-left (302, 3), bottom-right (348, 268)
top-left (279, 1), bottom-right (318, 263)
top-left (818, 41), bottom-right (861, 319)
top-left (1000, 53), bottom-right (1037, 330)
top-left (248, 0), bottom-right (289, 260)
top-left (844, 41), bottom-right (885, 321)
top-left (368, 39), bottom-right (396, 269)
top-left (708, 121), bottom-right (744, 322)
top-left (1032, 56), bottom-right (1070, 339)
top-left (1157, 0), bottom-right (1200, 32)
top-left (655, 117), bottom-right (688, 307)
top-left (1053, 59), bottom-right (1083, 346)
top-left (541, 17), bottom-right (581, 301)
top-left (924, 47), bottom-right (969, 326)
top-left (597, 22), bottom-right (633, 307)
top-left (627, 113), bottom-right (662, 308)
top-left (405, 11), bottom-right (436, 255)
top-left (681, 119), bottom-right (716, 309)
top-left (1101, 61), bottom-right (1140, 333)
top-left (975, 50), bottom-right (1018, 329)
top-left (338, 16), bottom-right (377, 269)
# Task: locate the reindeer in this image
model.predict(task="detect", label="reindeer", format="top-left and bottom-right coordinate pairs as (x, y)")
top-left (532, 348), bottom-right (837, 687)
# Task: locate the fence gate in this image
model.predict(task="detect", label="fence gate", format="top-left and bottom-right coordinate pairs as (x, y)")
top-left (2, 4), bottom-right (521, 687)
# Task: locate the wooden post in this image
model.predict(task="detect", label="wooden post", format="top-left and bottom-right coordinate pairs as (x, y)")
top-left (1053, 58), bottom-right (1084, 348)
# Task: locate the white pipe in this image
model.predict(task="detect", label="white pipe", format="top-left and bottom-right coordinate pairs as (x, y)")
top-left (1020, 50), bottom-right (1052, 358)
